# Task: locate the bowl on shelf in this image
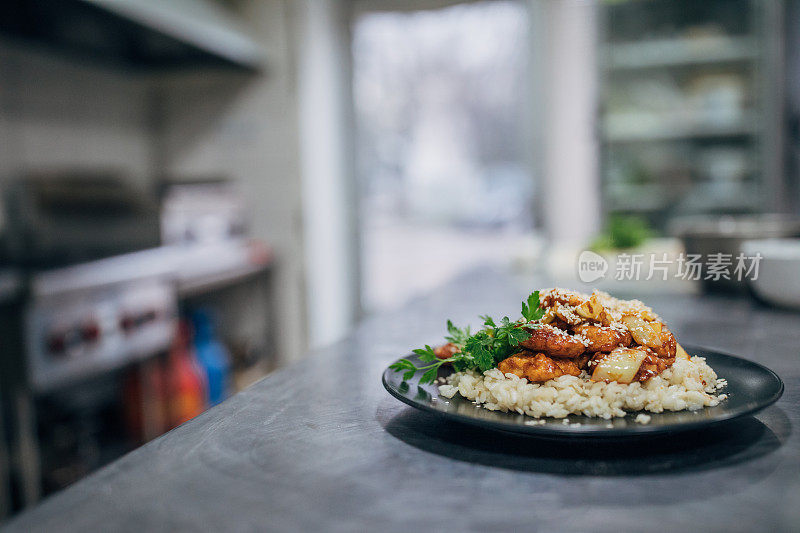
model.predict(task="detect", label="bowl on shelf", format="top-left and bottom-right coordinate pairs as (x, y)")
top-left (671, 214), bottom-right (800, 293)
top-left (741, 238), bottom-right (800, 310)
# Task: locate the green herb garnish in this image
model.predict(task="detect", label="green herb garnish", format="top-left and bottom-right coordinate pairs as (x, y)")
top-left (521, 291), bottom-right (545, 322)
top-left (444, 320), bottom-right (471, 345)
top-left (389, 345), bottom-right (473, 385)
top-left (392, 291), bottom-right (544, 384)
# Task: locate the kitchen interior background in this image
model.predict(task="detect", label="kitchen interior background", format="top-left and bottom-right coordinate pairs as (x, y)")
top-left (0, 0), bottom-right (798, 519)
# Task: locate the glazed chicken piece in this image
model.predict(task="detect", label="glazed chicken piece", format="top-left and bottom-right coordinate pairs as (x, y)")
top-left (519, 324), bottom-right (586, 358)
top-left (573, 323), bottom-right (632, 352)
top-left (650, 324), bottom-right (677, 359)
top-left (634, 351), bottom-right (676, 382)
top-left (434, 342), bottom-right (460, 360)
top-left (498, 352), bottom-right (583, 382)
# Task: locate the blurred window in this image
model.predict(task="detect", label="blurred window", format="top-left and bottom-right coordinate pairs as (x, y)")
top-left (353, 0), bottom-right (533, 312)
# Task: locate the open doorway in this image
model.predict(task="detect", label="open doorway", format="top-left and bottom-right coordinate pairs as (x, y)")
top-left (352, 0), bottom-right (536, 312)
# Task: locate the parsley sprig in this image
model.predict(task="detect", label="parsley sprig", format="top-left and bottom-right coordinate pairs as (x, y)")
top-left (444, 320), bottom-right (470, 345)
top-left (389, 345), bottom-right (473, 385)
top-left (391, 290), bottom-right (545, 384)
top-left (521, 291), bottom-right (545, 322)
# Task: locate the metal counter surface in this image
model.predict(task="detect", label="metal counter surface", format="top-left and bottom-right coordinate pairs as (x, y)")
top-left (5, 268), bottom-right (799, 532)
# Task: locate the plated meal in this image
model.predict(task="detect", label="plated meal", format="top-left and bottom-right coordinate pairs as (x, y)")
top-left (390, 288), bottom-right (728, 423)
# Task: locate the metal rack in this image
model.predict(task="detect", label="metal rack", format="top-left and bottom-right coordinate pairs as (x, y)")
top-left (598, 0), bottom-right (785, 230)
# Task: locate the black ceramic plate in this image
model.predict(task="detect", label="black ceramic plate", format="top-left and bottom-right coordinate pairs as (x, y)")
top-left (382, 346), bottom-right (783, 437)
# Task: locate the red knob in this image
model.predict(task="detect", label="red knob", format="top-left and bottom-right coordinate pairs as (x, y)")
top-left (120, 314), bottom-right (136, 333)
top-left (47, 333), bottom-right (67, 355)
top-left (81, 321), bottom-right (101, 342)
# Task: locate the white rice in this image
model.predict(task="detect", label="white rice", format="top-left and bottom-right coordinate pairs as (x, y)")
top-left (437, 356), bottom-right (727, 422)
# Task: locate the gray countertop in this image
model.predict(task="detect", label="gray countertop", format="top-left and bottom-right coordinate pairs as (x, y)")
top-left (5, 268), bottom-right (799, 532)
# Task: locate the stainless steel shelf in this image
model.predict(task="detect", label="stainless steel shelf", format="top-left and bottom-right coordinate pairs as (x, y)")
top-left (603, 36), bottom-right (758, 71)
top-left (0, 0), bottom-right (265, 71)
top-left (606, 183), bottom-right (669, 211)
top-left (84, 0), bottom-right (265, 70)
top-left (175, 242), bottom-right (271, 297)
top-left (603, 117), bottom-right (757, 143)
top-left (607, 181), bottom-right (760, 213)
top-left (675, 181), bottom-right (761, 211)
top-left (31, 241), bottom-right (272, 299)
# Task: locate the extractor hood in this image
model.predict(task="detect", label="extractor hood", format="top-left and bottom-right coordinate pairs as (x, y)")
top-left (0, 0), bottom-right (265, 71)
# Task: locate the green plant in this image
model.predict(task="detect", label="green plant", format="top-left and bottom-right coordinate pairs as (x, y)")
top-left (591, 215), bottom-right (653, 251)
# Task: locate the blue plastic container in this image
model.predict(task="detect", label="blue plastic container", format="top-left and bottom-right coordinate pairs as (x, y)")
top-left (191, 309), bottom-right (232, 406)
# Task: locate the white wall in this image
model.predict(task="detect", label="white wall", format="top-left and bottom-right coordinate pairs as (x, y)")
top-left (157, 0), bottom-right (310, 363)
top-left (158, 0), bottom-right (363, 357)
top-left (0, 41), bottom-right (154, 190)
top-left (156, 0), bottom-right (365, 359)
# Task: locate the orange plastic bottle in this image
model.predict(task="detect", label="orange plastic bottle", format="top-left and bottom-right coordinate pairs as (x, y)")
top-left (167, 320), bottom-right (207, 427)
